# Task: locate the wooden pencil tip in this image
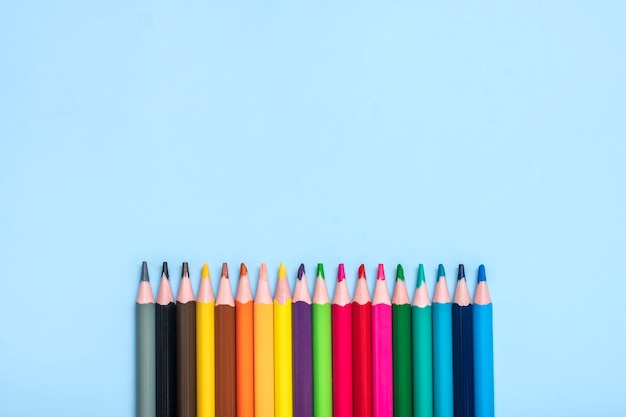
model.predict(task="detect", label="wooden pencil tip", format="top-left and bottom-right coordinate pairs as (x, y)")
top-left (260, 263), bottom-right (268, 281)
top-left (278, 262), bottom-right (286, 279)
top-left (337, 263), bottom-right (346, 282)
top-left (201, 263), bottom-right (210, 279)
top-left (358, 263), bottom-right (366, 279)
top-left (417, 263), bottom-right (425, 287)
top-left (141, 261), bottom-right (149, 282)
top-left (297, 263), bottom-right (305, 280)
top-left (222, 262), bottom-right (229, 279)
top-left (182, 262), bottom-right (189, 278)
top-left (457, 264), bottom-right (465, 281)
top-left (396, 264), bottom-right (404, 281)
top-left (240, 262), bottom-right (248, 277)
top-left (161, 262), bottom-right (169, 279)
top-left (438, 264), bottom-right (445, 279)
top-left (317, 263), bottom-right (325, 279)
top-left (377, 263), bottom-right (385, 280)
top-left (478, 264), bottom-right (486, 282)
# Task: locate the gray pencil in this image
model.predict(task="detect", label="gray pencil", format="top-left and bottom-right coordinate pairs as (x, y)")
top-left (136, 261), bottom-right (156, 417)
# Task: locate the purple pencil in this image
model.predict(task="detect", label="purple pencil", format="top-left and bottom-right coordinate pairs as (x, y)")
top-left (293, 263), bottom-right (313, 417)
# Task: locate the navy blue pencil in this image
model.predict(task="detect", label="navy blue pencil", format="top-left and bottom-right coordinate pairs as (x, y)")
top-left (453, 264), bottom-right (474, 417)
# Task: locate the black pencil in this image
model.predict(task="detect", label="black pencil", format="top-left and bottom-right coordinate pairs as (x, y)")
top-left (156, 262), bottom-right (177, 417)
top-left (453, 264), bottom-right (475, 417)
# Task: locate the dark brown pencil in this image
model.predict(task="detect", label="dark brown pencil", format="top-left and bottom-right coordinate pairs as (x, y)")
top-left (215, 262), bottom-right (236, 417)
top-left (156, 262), bottom-right (177, 417)
top-left (177, 262), bottom-right (196, 417)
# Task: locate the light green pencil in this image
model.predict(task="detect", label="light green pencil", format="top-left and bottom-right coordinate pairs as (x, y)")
top-left (312, 263), bottom-right (333, 417)
top-left (412, 264), bottom-right (434, 417)
top-left (136, 261), bottom-right (156, 417)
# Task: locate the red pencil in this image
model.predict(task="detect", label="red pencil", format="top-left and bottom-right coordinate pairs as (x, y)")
top-left (332, 263), bottom-right (353, 417)
top-left (352, 264), bottom-right (373, 417)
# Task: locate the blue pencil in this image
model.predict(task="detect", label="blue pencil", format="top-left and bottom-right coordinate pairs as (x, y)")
top-left (473, 265), bottom-right (494, 417)
top-left (432, 264), bottom-right (453, 417)
top-left (452, 264), bottom-right (474, 417)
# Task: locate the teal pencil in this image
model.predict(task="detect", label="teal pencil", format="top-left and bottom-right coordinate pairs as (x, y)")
top-left (473, 265), bottom-right (494, 417)
top-left (136, 262), bottom-right (156, 417)
top-left (432, 264), bottom-right (453, 417)
top-left (411, 264), bottom-right (433, 417)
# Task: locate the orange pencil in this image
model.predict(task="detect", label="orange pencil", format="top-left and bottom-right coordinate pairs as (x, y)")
top-left (236, 263), bottom-right (254, 417)
top-left (254, 263), bottom-right (274, 417)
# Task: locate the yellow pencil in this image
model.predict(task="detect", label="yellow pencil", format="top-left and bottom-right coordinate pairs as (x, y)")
top-left (197, 263), bottom-right (215, 417)
top-left (254, 263), bottom-right (275, 417)
top-left (274, 263), bottom-right (293, 417)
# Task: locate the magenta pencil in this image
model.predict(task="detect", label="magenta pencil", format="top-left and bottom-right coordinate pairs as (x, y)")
top-left (332, 263), bottom-right (353, 417)
top-left (372, 263), bottom-right (393, 417)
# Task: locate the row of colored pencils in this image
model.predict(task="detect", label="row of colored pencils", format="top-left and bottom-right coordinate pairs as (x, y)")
top-left (136, 262), bottom-right (494, 417)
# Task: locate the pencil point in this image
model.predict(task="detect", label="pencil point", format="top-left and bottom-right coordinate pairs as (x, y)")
top-left (297, 263), bottom-right (305, 280)
top-left (279, 262), bottom-right (286, 279)
top-left (162, 262), bottom-right (169, 279)
top-left (478, 264), bottom-right (486, 282)
top-left (201, 263), bottom-right (210, 279)
top-left (240, 263), bottom-right (248, 277)
top-left (417, 264), bottom-right (425, 286)
top-left (396, 264), bottom-right (404, 281)
top-left (377, 263), bottom-right (385, 280)
top-left (338, 263), bottom-right (346, 282)
top-left (358, 264), bottom-right (366, 279)
top-left (458, 264), bottom-right (465, 280)
top-left (438, 264), bottom-right (445, 278)
top-left (182, 262), bottom-right (189, 278)
top-left (260, 263), bottom-right (268, 281)
top-left (317, 263), bottom-right (325, 279)
top-left (141, 261), bottom-right (149, 282)
top-left (222, 262), bottom-right (229, 279)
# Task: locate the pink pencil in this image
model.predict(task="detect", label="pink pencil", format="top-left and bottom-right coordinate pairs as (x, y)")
top-left (372, 264), bottom-right (393, 417)
top-left (332, 263), bottom-right (353, 417)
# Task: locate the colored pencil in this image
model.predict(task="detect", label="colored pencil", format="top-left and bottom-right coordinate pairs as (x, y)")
top-left (254, 263), bottom-right (274, 417)
top-left (332, 263), bottom-right (352, 417)
top-left (176, 262), bottom-right (196, 417)
top-left (274, 263), bottom-right (293, 417)
top-left (293, 264), bottom-right (313, 417)
top-left (453, 265), bottom-right (474, 417)
top-left (312, 263), bottom-right (333, 417)
top-left (392, 264), bottom-right (412, 417)
top-left (372, 263), bottom-right (393, 417)
top-left (411, 264), bottom-right (433, 417)
top-left (156, 262), bottom-right (177, 417)
top-left (473, 265), bottom-right (494, 417)
top-left (352, 264), bottom-right (373, 417)
top-left (236, 263), bottom-right (254, 417)
top-left (136, 261), bottom-right (155, 417)
top-left (216, 263), bottom-right (236, 417)
top-left (432, 264), bottom-right (453, 417)
top-left (197, 263), bottom-right (215, 417)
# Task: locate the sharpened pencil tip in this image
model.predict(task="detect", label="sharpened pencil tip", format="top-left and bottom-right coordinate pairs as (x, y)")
top-left (297, 263), bottom-right (305, 280)
top-left (162, 262), bottom-right (169, 279)
top-left (222, 262), bottom-right (229, 279)
top-left (438, 264), bottom-right (445, 278)
top-left (458, 264), bottom-right (465, 280)
top-left (260, 263), bottom-right (268, 281)
top-left (278, 262), bottom-right (286, 279)
top-left (417, 264), bottom-right (425, 287)
top-left (317, 263), bottom-right (325, 279)
top-left (182, 262), bottom-right (189, 278)
top-left (338, 263), bottom-right (346, 282)
top-left (358, 264), bottom-right (366, 279)
top-left (396, 264), bottom-right (404, 281)
top-left (240, 263), bottom-right (248, 277)
top-left (377, 263), bottom-right (385, 280)
top-left (141, 261), bottom-right (149, 282)
top-left (478, 264), bottom-right (486, 282)
top-left (201, 263), bottom-right (210, 279)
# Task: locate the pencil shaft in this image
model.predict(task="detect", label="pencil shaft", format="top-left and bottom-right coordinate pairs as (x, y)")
top-left (372, 303), bottom-right (392, 417)
top-left (432, 302), bottom-right (453, 417)
top-left (352, 302), bottom-right (373, 417)
top-left (453, 304), bottom-right (475, 417)
top-left (411, 305), bottom-right (433, 417)
top-left (274, 300), bottom-right (293, 417)
top-left (254, 303), bottom-right (274, 417)
top-left (236, 300), bottom-right (254, 417)
top-left (293, 301), bottom-right (313, 417)
top-left (216, 304), bottom-right (236, 417)
top-left (177, 301), bottom-right (197, 417)
top-left (473, 304), bottom-right (494, 417)
top-left (156, 302), bottom-right (177, 417)
top-left (197, 301), bottom-right (215, 417)
top-left (137, 303), bottom-right (156, 417)
top-left (312, 302), bottom-right (333, 417)
top-left (392, 303), bottom-right (412, 417)
top-left (332, 304), bottom-right (352, 417)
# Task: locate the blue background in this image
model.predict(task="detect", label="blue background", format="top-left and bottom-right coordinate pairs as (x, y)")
top-left (1, 1), bottom-right (625, 416)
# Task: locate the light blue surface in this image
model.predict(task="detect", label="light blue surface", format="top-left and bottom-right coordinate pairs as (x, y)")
top-left (1, 1), bottom-right (625, 416)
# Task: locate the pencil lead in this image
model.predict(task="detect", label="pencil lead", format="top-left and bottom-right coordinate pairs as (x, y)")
top-left (278, 262), bottom-right (286, 279)
top-left (260, 263), bottom-right (268, 281)
top-left (201, 263), bottom-right (210, 279)
top-left (438, 264), bottom-right (445, 279)
top-left (417, 264), bottom-right (425, 287)
top-left (457, 264), bottom-right (465, 281)
top-left (182, 262), bottom-right (189, 278)
top-left (337, 263), bottom-right (346, 282)
top-left (478, 264), bottom-right (486, 282)
top-left (358, 264), bottom-right (366, 279)
top-left (222, 262), bottom-right (229, 279)
top-left (297, 263), bottom-right (305, 280)
top-left (396, 264), bottom-right (404, 281)
top-left (240, 263), bottom-right (248, 277)
top-left (377, 263), bottom-right (385, 280)
top-left (317, 263), bottom-right (325, 279)
top-left (162, 262), bottom-right (169, 279)
top-left (141, 261), bottom-right (149, 282)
